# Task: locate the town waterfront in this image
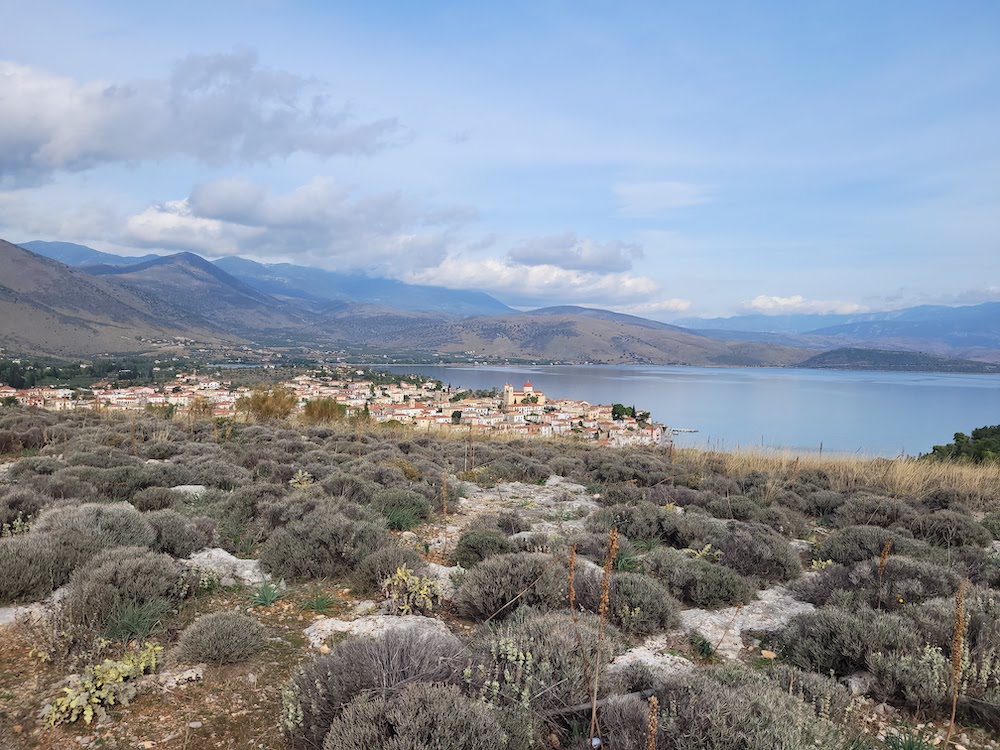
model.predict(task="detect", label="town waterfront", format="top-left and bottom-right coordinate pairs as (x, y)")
top-left (387, 365), bottom-right (1000, 457)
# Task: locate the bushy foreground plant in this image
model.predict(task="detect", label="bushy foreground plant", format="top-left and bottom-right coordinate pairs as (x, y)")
top-left (281, 629), bottom-right (464, 750)
top-left (454, 529), bottom-right (517, 568)
top-left (175, 611), bottom-right (266, 664)
top-left (44, 642), bottom-right (162, 726)
top-left (259, 503), bottom-right (390, 580)
top-left (643, 547), bottom-right (755, 607)
top-left (321, 683), bottom-right (529, 750)
top-left (455, 552), bottom-right (565, 621)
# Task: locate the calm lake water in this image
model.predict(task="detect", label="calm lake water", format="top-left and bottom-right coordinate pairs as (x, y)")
top-left (386, 365), bottom-right (1000, 457)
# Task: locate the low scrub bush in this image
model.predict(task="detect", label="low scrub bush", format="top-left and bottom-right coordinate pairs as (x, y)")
top-left (765, 664), bottom-right (858, 723)
top-left (455, 552), bottom-right (565, 621)
top-left (983, 511), bottom-right (1000, 539)
top-left (0, 532), bottom-right (68, 602)
top-left (643, 547), bottom-right (755, 607)
top-left (794, 556), bottom-right (959, 610)
top-left (454, 529), bottom-right (517, 568)
top-left (716, 521), bottom-right (800, 582)
top-left (175, 611), bottom-right (267, 664)
top-left (816, 525), bottom-right (931, 565)
top-left (281, 629), bottom-right (464, 750)
top-left (778, 606), bottom-right (921, 676)
top-left (58, 546), bottom-right (193, 640)
top-left (145, 509), bottom-right (212, 557)
top-left (0, 487), bottom-right (48, 526)
top-left (321, 683), bottom-right (526, 750)
top-left (607, 572), bottom-right (681, 635)
top-left (834, 493), bottom-right (916, 529)
top-left (259, 504), bottom-right (390, 580)
top-left (381, 565), bottom-right (442, 615)
top-left (131, 487), bottom-right (178, 512)
top-left (350, 543), bottom-right (427, 593)
top-left (909, 510), bottom-right (992, 548)
top-left (598, 665), bottom-right (847, 750)
top-left (469, 608), bottom-right (620, 712)
top-left (372, 488), bottom-right (431, 530)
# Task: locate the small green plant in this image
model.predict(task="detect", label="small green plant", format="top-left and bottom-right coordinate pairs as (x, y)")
top-left (250, 580), bottom-right (283, 606)
top-left (884, 733), bottom-right (934, 750)
top-left (301, 592), bottom-right (336, 614)
top-left (689, 630), bottom-right (715, 661)
top-left (289, 470), bottom-right (315, 489)
top-left (810, 558), bottom-right (834, 570)
top-left (381, 565), bottom-right (442, 615)
top-left (614, 548), bottom-right (641, 572)
top-left (45, 642), bottom-right (162, 725)
top-left (104, 598), bottom-right (169, 643)
top-left (685, 543), bottom-right (722, 561)
top-left (1, 512), bottom-right (30, 537)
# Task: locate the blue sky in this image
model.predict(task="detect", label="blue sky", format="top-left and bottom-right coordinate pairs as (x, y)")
top-left (1, 1), bottom-right (998, 317)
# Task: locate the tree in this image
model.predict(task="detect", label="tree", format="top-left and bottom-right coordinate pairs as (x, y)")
top-left (451, 410), bottom-right (463, 425)
top-left (611, 403), bottom-right (635, 420)
top-left (302, 398), bottom-right (347, 424)
top-left (236, 388), bottom-right (297, 422)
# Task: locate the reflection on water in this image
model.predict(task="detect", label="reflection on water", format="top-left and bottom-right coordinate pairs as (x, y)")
top-left (386, 365), bottom-right (1000, 457)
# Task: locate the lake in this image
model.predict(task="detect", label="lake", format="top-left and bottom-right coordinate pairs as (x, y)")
top-left (385, 365), bottom-right (1000, 457)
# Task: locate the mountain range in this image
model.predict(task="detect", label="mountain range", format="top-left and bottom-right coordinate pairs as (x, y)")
top-left (675, 304), bottom-right (1000, 362)
top-left (4, 239), bottom-right (999, 369)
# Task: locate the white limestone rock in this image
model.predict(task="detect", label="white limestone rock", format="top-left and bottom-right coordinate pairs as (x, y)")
top-left (304, 614), bottom-right (448, 649)
top-left (678, 585), bottom-right (814, 660)
top-left (186, 548), bottom-right (267, 587)
top-left (609, 635), bottom-right (696, 678)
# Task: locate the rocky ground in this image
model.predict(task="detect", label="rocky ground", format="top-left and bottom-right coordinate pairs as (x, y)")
top-left (1, 470), bottom-right (997, 749)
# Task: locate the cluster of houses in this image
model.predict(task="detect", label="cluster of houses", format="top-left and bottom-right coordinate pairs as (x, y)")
top-left (1, 372), bottom-right (669, 447)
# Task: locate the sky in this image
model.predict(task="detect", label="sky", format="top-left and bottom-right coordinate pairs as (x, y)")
top-left (1, 1), bottom-right (998, 319)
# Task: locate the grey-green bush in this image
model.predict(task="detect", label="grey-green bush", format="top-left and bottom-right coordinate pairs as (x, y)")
top-left (454, 552), bottom-right (565, 621)
top-left (794, 556), bottom-right (959, 611)
top-left (716, 522), bottom-right (800, 582)
top-left (834, 493), bottom-right (916, 529)
top-left (259, 503), bottom-right (390, 580)
top-left (454, 529), bottom-right (517, 568)
top-left (778, 606), bottom-right (921, 676)
top-left (176, 611), bottom-right (266, 663)
top-left (320, 683), bottom-right (527, 750)
top-left (146, 509), bottom-right (212, 558)
top-left (281, 629), bottom-right (464, 750)
top-left (350, 543), bottom-right (428, 593)
top-left (371, 488), bottom-right (431, 530)
top-left (644, 547), bottom-right (755, 607)
top-left (910, 510), bottom-right (992, 548)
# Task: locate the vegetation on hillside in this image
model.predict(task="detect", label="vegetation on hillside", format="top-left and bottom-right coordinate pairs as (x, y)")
top-left (929, 424), bottom-right (1000, 463)
top-left (0, 407), bottom-right (998, 748)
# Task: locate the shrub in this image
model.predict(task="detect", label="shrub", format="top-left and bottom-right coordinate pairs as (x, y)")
top-left (176, 611), bottom-right (267, 664)
top-left (794, 556), bottom-right (959, 610)
top-left (716, 522), bottom-right (800, 582)
top-left (588, 502), bottom-right (665, 542)
top-left (598, 665), bottom-right (846, 750)
top-left (469, 609), bottom-right (620, 713)
top-left (372, 488), bottom-right (431, 530)
top-left (983, 512), bottom-right (1000, 539)
top-left (816, 525), bottom-right (930, 565)
top-left (281, 629), bottom-right (464, 750)
top-left (777, 606), bottom-right (921, 676)
top-left (910, 510), bottom-right (992, 548)
top-left (58, 546), bottom-right (193, 639)
top-left (321, 683), bottom-right (523, 750)
top-left (145, 509), bottom-right (212, 558)
top-left (350, 544), bottom-right (427, 593)
top-left (321, 473), bottom-right (375, 504)
top-left (454, 552), bottom-right (565, 621)
top-left (259, 504), bottom-right (391, 580)
top-left (132, 487), bottom-right (178, 512)
top-left (765, 664), bottom-right (858, 723)
top-left (0, 503), bottom-right (156, 600)
top-left (834, 494), bottom-right (916, 529)
top-left (381, 565), bottom-right (442, 615)
top-left (804, 490), bottom-right (847, 518)
top-left (644, 548), bottom-right (755, 608)
top-left (607, 572), bottom-right (681, 635)
top-left (0, 487), bottom-right (48, 526)
top-left (0, 533), bottom-right (68, 603)
top-left (454, 530), bottom-right (517, 568)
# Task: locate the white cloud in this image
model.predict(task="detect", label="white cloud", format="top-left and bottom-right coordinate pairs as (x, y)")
top-left (747, 294), bottom-right (869, 315)
top-left (619, 298), bottom-right (693, 315)
top-left (122, 177), bottom-right (468, 274)
top-left (507, 232), bottom-right (643, 272)
top-left (404, 256), bottom-right (661, 308)
top-left (0, 52), bottom-right (401, 186)
top-left (614, 181), bottom-right (713, 217)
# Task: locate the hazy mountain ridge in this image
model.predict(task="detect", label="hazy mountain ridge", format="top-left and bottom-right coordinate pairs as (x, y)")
top-left (0, 240), bottom-right (229, 356)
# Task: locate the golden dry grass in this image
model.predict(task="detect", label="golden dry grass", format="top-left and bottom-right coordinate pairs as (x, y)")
top-left (675, 447), bottom-right (1000, 510)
